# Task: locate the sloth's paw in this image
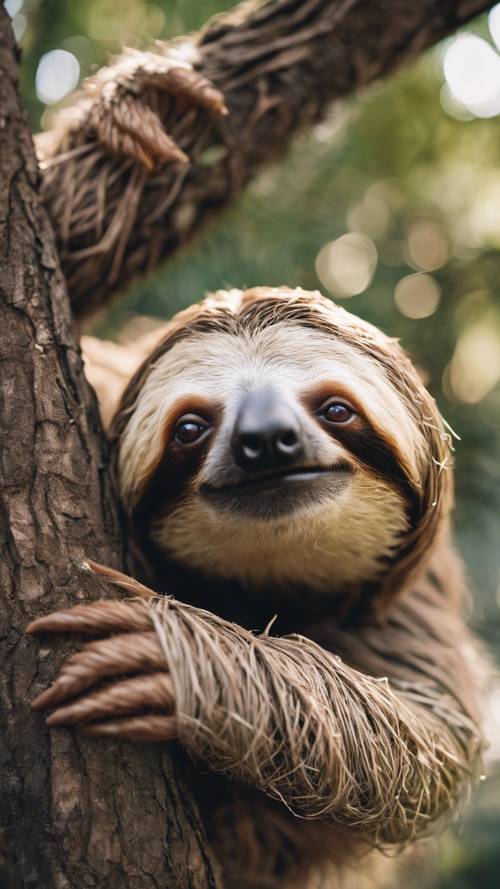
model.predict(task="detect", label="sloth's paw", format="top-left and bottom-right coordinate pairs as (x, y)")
top-left (87, 48), bottom-right (228, 170)
top-left (27, 600), bottom-right (177, 741)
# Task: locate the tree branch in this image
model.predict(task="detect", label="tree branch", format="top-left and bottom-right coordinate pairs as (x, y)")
top-left (37, 0), bottom-right (493, 319)
top-left (0, 8), bottom-right (222, 888)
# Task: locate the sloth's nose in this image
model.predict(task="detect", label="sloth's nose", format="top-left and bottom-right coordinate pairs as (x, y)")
top-left (231, 390), bottom-right (304, 472)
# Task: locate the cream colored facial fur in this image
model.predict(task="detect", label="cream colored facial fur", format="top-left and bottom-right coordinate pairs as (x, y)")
top-left (114, 322), bottom-right (425, 593)
top-left (151, 474), bottom-right (408, 592)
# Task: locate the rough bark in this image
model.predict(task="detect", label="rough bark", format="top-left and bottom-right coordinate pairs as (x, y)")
top-left (37, 0), bottom-right (494, 319)
top-left (0, 9), bottom-right (222, 889)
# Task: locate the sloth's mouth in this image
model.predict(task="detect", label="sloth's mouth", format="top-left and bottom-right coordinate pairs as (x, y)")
top-left (202, 463), bottom-right (350, 494)
top-left (200, 462), bottom-right (353, 518)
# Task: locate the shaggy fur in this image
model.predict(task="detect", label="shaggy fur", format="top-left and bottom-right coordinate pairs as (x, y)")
top-left (31, 287), bottom-right (484, 889)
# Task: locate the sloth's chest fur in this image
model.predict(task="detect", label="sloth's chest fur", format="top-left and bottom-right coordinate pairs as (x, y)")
top-left (138, 551), bottom-right (371, 636)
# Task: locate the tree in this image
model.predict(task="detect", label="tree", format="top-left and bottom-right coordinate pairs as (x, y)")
top-left (0, 1), bottom-right (496, 888)
top-left (0, 8), bottom-right (222, 889)
top-left (37, 0), bottom-right (495, 319)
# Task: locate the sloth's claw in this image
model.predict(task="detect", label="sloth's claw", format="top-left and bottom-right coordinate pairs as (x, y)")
top-left (87, 52), bottom-right (228, 170)
top-left (27, 567), bottom-right (176, 741)
top-left (83, 714), bottom-right (177, 741)
top-left (46, 673), bottom-right (174, 726)
top-left (31, 683), bottom-right (64, 711)
top-left (156, 65), bottom-right (228, 117)
top-left (31, 631), bottom-right (166, 710)
top-left (26, 599), bottom-right (152, 636)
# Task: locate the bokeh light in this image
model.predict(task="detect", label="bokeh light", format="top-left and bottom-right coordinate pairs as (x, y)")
top-left (444, 321), bottom-right (500, 403)
top-left (467, 176), bottom-right (500, 248)
top-left (394, 273), bottom-right (441, 319)
top-left (6, 0), bottom-right (27, 42)
top-left (5, 0), bottom-right (22, 15)
top-left (315, 233), bottom-right (377, 297)
top-left (405, 222), bottom-right (449, 271)
top-left (35, 50), bottom-right (80, 105)
top-left (443, 34), bottom-right (500, 118)
top-left (346, 190), bottom-right (390, 239)
top-left (439, 83), bottom-right (474, 121)
top-left (488, 3), bottom-right (500, 53)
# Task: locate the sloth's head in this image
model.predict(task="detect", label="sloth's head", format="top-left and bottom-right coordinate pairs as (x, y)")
top-left (112, 287), bottom-right (453, 604)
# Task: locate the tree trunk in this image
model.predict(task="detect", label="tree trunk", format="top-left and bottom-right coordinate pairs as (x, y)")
top-left (37, 0), bottom-right (493, 319)
top-left (0, 9), bottom-right (222, 889)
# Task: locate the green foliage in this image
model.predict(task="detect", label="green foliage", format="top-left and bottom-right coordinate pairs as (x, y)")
top-left (14, 1), bottom-right (500, 884)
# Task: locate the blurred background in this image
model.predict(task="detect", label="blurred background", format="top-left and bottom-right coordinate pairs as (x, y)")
top-left (8, 0), bottom-right (500, 885)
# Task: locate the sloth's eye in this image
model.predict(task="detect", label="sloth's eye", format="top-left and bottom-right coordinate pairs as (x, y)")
top-left (322, 402), bottom-right (355, 424)
top-left (173, 415), bottom-right (209, 445)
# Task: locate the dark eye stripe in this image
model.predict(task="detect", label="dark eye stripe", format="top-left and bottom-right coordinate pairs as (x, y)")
top-left (129, 406), bottom-right (217, 571)
top-left (330, 424), bottom-right (419, 525)
top-left (312, 397), bottom-right (417, 516)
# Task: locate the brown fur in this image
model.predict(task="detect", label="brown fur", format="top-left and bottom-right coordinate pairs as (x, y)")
top-left (32, 288), bottom-right (483, 889)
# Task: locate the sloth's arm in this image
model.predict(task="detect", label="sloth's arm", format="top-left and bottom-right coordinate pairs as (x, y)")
top-left (27, 566), bottom-right (483, 845)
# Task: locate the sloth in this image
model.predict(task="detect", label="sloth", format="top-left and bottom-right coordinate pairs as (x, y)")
top-left (29, 287), bottom-right (483, 889)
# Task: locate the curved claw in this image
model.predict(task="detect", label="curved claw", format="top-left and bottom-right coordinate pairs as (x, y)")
top-left (46, 672), bottom-right (174, 726)
top-left (87, 53), bottom-right (228, 169)
top-left (83, 713), bottom-right (177, 741)
top-left (90, 98), bottom-right (189, 171)
top-left (160, 66), bottom-right (228, 117)
top-left (84, 561), bottom-right (157, 599)
top-left (31, 631), bottom-right (165, 710)
top-left (26, 599), bottom-right (152, 636)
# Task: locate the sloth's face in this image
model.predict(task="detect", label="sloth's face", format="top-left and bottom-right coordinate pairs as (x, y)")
top-left (119, 322), bottom-right (425, 592)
